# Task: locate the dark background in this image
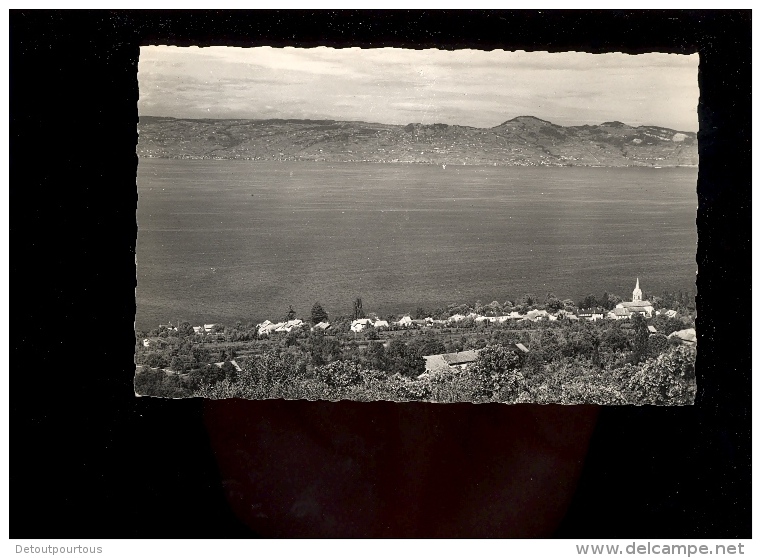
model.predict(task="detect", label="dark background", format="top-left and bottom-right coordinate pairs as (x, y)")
top-left (10, 10), bottom-right (751, 538)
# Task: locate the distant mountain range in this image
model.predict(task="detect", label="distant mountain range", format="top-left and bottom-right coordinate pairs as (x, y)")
top-left (136, 115), bottom-right (698, 167)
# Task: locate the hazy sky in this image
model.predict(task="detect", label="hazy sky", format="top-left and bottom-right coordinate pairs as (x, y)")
top-left (138, 46), bottom-right (699, 131)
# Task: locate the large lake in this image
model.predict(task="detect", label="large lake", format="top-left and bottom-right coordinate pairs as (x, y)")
top-left (136, 159), bottom-right (697, 330)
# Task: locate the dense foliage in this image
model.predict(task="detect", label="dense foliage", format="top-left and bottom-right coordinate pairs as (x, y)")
top-left (135, 293), bottom-right (697, 405)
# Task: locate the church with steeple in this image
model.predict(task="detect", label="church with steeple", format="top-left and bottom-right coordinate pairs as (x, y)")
top-left (609, 278), bottom-right (654, 319)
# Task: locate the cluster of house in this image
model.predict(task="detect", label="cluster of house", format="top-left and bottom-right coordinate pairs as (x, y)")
top-left (248, 280), bottom-right (678, 338)
top-left (256, 319), bottom-right (306, 336)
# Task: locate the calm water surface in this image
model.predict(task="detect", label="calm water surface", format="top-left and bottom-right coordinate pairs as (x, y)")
top-left (136, 160), bottom-right (697, 330)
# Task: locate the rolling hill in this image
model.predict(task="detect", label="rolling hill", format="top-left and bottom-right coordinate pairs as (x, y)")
top-left (136, 115), bottom-right (698, 167)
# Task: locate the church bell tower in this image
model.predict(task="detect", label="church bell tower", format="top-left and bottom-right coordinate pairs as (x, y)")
top-left (632, 278), bottom-right (642, 302)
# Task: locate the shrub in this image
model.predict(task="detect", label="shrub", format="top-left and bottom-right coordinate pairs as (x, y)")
top-left (314, 360), bottom-right (364, 389)
top-left (628, 345), bottom-right (696, 405)
top-left (469, 345), bottom-right (524, 401)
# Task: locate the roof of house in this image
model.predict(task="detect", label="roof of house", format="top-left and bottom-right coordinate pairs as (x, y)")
top-left (373, 320), bottom-right (389, 327)
top-left (423, 354), bottom-right (451, 372)
top-left (648, 325), bottom-right (658, 333)
top-left (514, 343), bottom-right (529, 353)
top-left (668, 328), bottom-right (696, 343)
top-left (578, 307), bottom-right (605, 315)
top-left (441, 350), bottom-right (480, 366)
top-left (613, 308), bottom-right (630, 316)
top-left (620, 301), bottom-right (653, 308)
top-left (313, 321), bottom-right (330, 330)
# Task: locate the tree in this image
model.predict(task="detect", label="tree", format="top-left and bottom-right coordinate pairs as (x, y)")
top-left (544, 292), bottom-right (563, 312)
top-left (415, 306), bottom-right (428, 319)
top-left (603, 293), bottom-right (622, 310)
top-left (519, 293), bottom-right (537, 307)
top-left (170, 356), bottom-right (185, 373)
top-left (470, 345), bottom-right (524, 401)
top-left (285, 305), bottom-right (296, 321)
top-left (631, 313), bottom-right (649, 364)
top-left (364, 341), bottom-right (387, 369)
top-left (311, 302), bottom-right (329, 324)
top-left (386, 338), bottom-right (425, 377)
top-left (220, 360), bottom-right (239, 383)
top-left (579, 294), bottom-right (598, 310)
top-left (353, 298), bottom-right (365, 319)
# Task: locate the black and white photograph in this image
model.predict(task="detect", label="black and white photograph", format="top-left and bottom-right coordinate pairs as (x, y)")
top-left (12, 9), bottom-right (751, 542)
top-left (134, 46), bottom-right (699, 404)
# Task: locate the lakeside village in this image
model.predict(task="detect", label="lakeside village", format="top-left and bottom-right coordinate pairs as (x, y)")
top-left (135, 279), bottom-right (697, 404)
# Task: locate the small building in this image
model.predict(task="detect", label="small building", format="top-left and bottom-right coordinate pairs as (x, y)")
top-left (142, 338), bottom-right (151, 348)
top-left (204, 323), bottom-right (217, 332)
top-left (373, 320), bottom-right (389, 329)
top-left (312, 321), bottom-right (331, 331)
top-left (578, 308), bottom-right (605, 321)
top-left (610, 308), bottom-right (630, 320)
top-left (192, 326), bottom-right (203, 334)
top-left (422, 349), bottom-right (481, 374)
top-left (396, 316), bottom-right (413, 327)
top-left (525, 309), bottom-right (549, 322)
top-left (664, 309), bottom-right (678, 319)
top-left (448, 313), bottom-right (466, 323)
top-left (411, 319), bottom-right (427, 327)
top-left (350, 318), bottom-right (373, 333)
top-left (442, 350), bottom-right (480, 368)
top-left (259, 322), bottom-right (285, 336)
top-left (647, 325), bottom-right (658, 334)
top-left (276, 319), bottom-right (305, 333)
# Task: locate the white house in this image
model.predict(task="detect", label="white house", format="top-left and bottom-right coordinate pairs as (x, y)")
top-left (525, 309), bottom-right (549, 322)
top-left (276, 319), bottom-right (304, 333)
top-left (373, 320), bottom-right (389, 329)
top-left (448, 313), bottom-right (466, 323)
top-left (142, 338), bottom-right (151, 348)
top-left (577, 308), bottom-right (605, 321)
top-left (396, 316), bottom-right (413, 327)
top-left (350, 318), bottom-right (373, 333)
top-left (259, 322), bottom-right (285, 336)
top-left (204, 323), bottom-right (217, 332)
top-left (312, 321), bottom-right (331, 331)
